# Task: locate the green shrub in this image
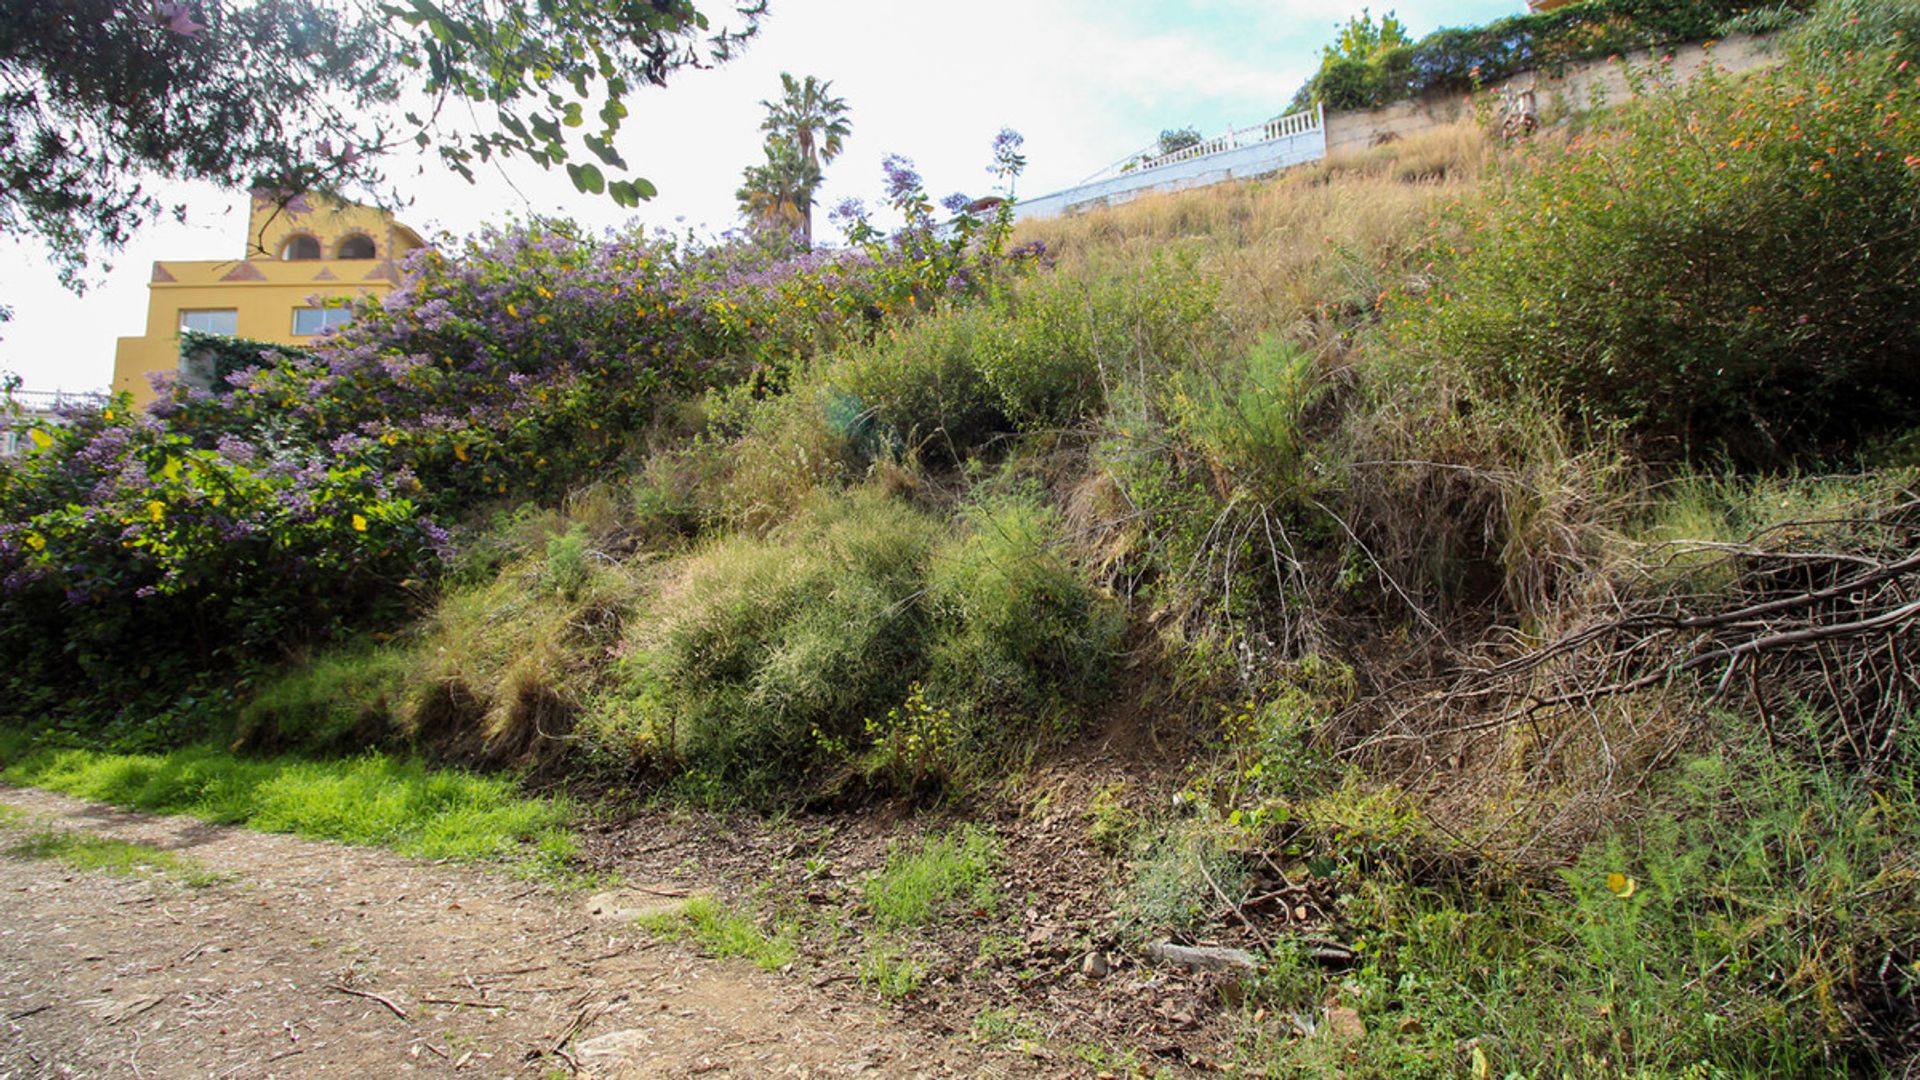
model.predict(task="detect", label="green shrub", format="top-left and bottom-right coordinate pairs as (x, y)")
top-left (237, 643), bottom-right (416, 753)
top-left (925, 492), bottom-right (1125, 737)
top-left (605, 486), bottom-right (1121, 795)
top-left (411, 542), bottom-right (643, 764)
top-left (539, 524), bottom-right (592, 598)
top-left (827, 266), bottom-right (1221, 464)
top-left (1397, 28), bottom-right (1920, 463)
top-left (617, 489), bottom-right (942, 788)
top-left (1167, 335), bottom-right (1328, 504)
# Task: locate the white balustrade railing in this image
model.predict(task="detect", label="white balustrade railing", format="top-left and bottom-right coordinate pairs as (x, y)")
top-left (2, 389), bottom-right (109, 416)
top-left (1085, 104), bottom-right (1325, 183)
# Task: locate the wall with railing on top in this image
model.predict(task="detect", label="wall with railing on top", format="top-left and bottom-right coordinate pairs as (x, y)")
top-left (0, 389), bottom-right (109, 458)
top-left (1014, 105), bottom-right (1326, 222)
top-left (1012, 34), bottom-right (1780, 224)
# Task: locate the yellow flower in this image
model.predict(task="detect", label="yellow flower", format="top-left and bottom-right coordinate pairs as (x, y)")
top-left (1606, 872), bottom-right (1638, 899)
top-left (23, 532), bottom-right (45, 552)
top-left (507, 302), bottom-right (520, 318)
top-left (454, 443), bottom-right (469, 462)
top-left (382, 432), bottom-right (400, 446)
top-left (147, 500), bottom-right (166, 523)
top-left (351, 514), bottom-right (368, 533)
top-left (28, 428), bottom-right (51, 451)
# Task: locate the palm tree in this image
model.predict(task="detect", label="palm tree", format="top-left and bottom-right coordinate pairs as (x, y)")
top-left (735, 138), bottom-right (822, 241)
top-left (758, 73), bottom-right (851, 246)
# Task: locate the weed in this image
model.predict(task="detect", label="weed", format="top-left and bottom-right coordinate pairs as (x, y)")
top-left (858, 682), bottom-right (957, 796)
top-left (640, 895), bottom-right (797, 972)
top-left (859, 943), bottom-right (926, 1000)
top-left (235, 642), bottom-right (415, 754)
top-left (6, 830), bottom-right (226, 887)
top-left (1166, 335), bottom-right (1328, 505)
top-left (1086, 782), bottom-right (1138, 855)
top-left (864, 825), bottom-right (1000, 932)
top-left (539, 525), bottom-right (593, 599)
top-left (970, 1006), bottom-right (1043, 1047)
top-left (1126, 820), bottom-right (1249, 935)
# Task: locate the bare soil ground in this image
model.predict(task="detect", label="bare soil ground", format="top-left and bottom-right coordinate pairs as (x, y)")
top-left (0, 785), bottom-right (982, 1079)
top-left (574, 750), bottom-right (1280, 1077)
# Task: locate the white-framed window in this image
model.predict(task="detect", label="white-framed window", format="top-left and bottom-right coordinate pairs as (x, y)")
top-left (179, 309), bottom-right (239, 335)
top-left (292, 306), bottom-right (354, 336)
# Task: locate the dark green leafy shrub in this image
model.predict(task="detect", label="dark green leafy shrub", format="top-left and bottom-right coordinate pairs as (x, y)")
top-left (1394, 32), bottom-right (1920, 462)
top-left (0, 405), bottom-right (436, 728)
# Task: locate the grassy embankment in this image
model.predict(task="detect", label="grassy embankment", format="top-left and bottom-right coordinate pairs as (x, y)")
top-left (4, 0), bottom-right (1917, 1072)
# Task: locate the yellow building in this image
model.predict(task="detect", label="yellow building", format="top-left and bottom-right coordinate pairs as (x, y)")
top-left (112, 192), bottom-right (429, 406)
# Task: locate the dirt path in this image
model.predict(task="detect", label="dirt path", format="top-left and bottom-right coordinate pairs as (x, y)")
top-left (0, 786), bottom-right (977, 1079)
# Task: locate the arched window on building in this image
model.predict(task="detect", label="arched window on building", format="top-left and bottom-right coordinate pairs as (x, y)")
top-left (279, 235), bottom-right (321, 260)
top-left (336, 234), bottom-right (376, 259)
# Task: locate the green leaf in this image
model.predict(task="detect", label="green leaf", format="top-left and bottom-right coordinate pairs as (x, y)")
top-left (566, 162), bottom-right (605, 194)
top-left (583, 135), bottom-right (626, 169)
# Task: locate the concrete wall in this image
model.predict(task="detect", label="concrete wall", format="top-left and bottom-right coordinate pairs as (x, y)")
top-left (1325, 32), bottom-right (1780, 154)
top-left (1015, 126), bottom-right (1326, 222)
top-left (989, 32), bottom-right (1785, 224)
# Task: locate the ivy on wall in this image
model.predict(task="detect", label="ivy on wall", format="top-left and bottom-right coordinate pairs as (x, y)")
top-left (1294, 0), bottom-right (1810, 112)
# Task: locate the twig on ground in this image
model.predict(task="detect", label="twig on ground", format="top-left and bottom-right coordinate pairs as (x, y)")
top-left (325, 983), bottom-right (409, 1021)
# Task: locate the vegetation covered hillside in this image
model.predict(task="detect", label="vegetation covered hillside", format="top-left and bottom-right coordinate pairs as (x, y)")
top-left (5, 1), bottom-right (1920, 1073)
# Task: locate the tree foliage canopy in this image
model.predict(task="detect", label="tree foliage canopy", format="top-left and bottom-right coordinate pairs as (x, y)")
top-left (740, 72), bottom-right (849, 245)
top-left (0, 0), bottom-right (766, 286)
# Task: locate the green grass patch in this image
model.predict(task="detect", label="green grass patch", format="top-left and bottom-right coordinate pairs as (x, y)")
top-left (0, 735), bottom-right (575, 874)
top-left (1248, 716), bottom-right (1920, 1076)
top-left (863, 825), bottom-right (1000, 932)
top-left (639, 895), bottom-right (797, 971)
top-left (6, 830), bottom-right (226, 887)
top-left (858, 943), bottom-right (926, 1000)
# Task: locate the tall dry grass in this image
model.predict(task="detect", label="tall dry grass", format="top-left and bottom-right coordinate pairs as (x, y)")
top-left (1013, 120), bottom-right (1488, 355)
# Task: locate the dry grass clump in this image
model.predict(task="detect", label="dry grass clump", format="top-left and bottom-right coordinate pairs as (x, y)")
top-left (241, 499), bottom-right (650, 769)
top-left (1013, 119), bottom-right (1487, 352)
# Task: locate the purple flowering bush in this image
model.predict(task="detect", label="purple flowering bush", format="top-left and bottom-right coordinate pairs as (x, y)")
top-left (0, 406), bottom-right (435, 736)
top-left (0, 135), bottom-right (1037, 736)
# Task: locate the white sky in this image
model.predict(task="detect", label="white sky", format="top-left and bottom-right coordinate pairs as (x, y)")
top-left (0, 0), bottom-right (1517, 392)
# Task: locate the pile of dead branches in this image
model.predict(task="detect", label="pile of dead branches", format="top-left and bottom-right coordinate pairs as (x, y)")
top-left (1343, 491), bottom-right (1920, 855)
